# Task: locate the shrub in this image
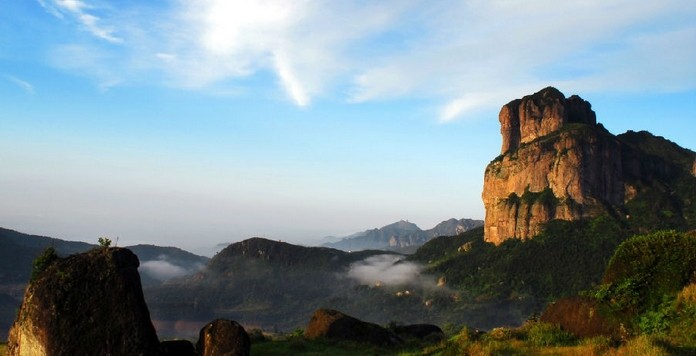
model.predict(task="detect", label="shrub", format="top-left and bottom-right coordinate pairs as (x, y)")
top-left (31, 247), bottom-right (58, 281)
top-left (602, 230), bottom-right (696, 313)
top-left (98, 237), bottom-right (112, 248)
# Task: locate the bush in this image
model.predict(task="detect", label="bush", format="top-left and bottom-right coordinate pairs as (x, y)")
top-left (98, 237), bottom-right (112, 248)
top-left (31, 247), bottom-right (58, 281)
top-left (602, 230), bottom-right (696, 314)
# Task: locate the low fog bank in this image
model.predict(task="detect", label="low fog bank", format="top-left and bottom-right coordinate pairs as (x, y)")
top-left (139, 255), bottom-right (205, 281)
top-left (345, 254), bottom-right (439, 289)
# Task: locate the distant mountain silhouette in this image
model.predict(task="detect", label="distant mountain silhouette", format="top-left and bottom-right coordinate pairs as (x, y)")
top-left (323, 218), bottom-right (482, 251)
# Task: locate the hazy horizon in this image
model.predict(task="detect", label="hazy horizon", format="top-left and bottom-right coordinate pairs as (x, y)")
top-left (1, 1), bottom-right (695, 251)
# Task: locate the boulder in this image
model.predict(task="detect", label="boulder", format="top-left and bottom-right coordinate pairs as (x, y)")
top-left (540, 296), bottom-right (621, 339)
top-left (7, 247), bottom-right (161, 355)
top-left (160, 340), bottom-right (195, 356)
top-left (392, 324), bottom-right (444, 342)
top-left (304, 308), bottom-right (402, 346)
top-left (196, 319), bottom-right (250, 356)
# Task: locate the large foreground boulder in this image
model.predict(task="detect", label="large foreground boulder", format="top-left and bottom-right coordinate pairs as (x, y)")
top-left (196, 319), bottom-right (250, 356)
top-left (392, 324), bottom-right (445, 342)
top-left (304, 308), bottom-right (402, 346)
top-left (7, 247), bottom-right (161, 355)
top-left (540, 296), bottom-right (621, 339)
top-left (160, 340), bottom-right (195, 356)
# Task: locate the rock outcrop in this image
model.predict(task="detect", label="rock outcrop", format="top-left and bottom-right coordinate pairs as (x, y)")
top-left (483, 87), bottom-right (696, 245)
top-left (304, 308), bottom-right (402, 346)
top-left (7, 247), bottom-right (161, 355)
top-left (483, 87), bottom-right (620, 244)
top-left (540, 296), bottom-right (621, 339)
top-left (196, 319), bottom-right (250, 356)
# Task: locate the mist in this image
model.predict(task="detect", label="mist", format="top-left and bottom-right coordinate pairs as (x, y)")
top-left (345, 254), bottom-right (436, 288)
top-left (140, 257), bottom-right (205, 281)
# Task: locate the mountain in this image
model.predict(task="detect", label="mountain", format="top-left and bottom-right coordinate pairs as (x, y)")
top-left (0, 228), bottom-right (94, 284)
top-left (483, 87), bottom-right (696, 244)
top-left (323, 218), bottom-right (483, 251)
top-left (146, 238), bottom-right (419, 338)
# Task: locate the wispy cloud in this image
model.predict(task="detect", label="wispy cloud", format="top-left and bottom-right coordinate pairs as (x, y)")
top-left (37, 0), bottom-right (122, 43)
top-left (35, 0), bottom-right (696, 119)
top-left (4, 75), bottom-right (35, 94)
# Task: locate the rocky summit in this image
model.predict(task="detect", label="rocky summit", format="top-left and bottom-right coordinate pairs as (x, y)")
top-left (482, 87), bottom-right (696, 245)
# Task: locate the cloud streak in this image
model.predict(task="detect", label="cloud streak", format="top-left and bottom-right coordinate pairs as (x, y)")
top-left (38, 0), bottom-right (122, 43)
top-left (35, 0), bottom-right (696, 120)
top-left (4, 75), bottom-right (35, 94)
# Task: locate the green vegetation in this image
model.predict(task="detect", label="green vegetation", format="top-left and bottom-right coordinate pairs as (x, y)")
top-left (582, 230), bottom-right (696, 345)
top-left (0, 342), bottom-right (6, 356)
top-left (97, 237), bottom-right (112, 248)
top-left (411, 216), bottom-right (628, 312)
top-left (31, 247), bottom-right (58, 282)
top-left (248, 320), bottom-right (692, 355)
top-left (251, 335), bottom-right (422, 356)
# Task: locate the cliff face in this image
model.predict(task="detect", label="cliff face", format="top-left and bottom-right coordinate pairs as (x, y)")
top-left (483, 87), bottom-right (619, 245)
top-left (483, 87), bottom-right (696, 245)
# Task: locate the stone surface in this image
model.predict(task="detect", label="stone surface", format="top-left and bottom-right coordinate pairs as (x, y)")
top-left (304, 308), bottom-right (402, 346)
top-left (196, 319), bottom-right (250, 356)
top-left (7, 248), bottom-right (161, 355)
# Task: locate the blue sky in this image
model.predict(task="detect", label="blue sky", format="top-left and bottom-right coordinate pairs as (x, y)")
top-left (1, 1), bottom-right (695, 252)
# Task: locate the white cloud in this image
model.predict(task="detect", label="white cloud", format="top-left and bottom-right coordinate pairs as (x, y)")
top-left (347, 254), bottom-right (424, 286)
top-left (56, 0), bottom-right (86, 12)
top-left (35, 0), bottom-right (696, 118)
top-left (37, 0), bottom-right (122, 43)
top-left (4, 75), bottom-right (35, 94)
top-left (140, 260), bottom-right (189, 281)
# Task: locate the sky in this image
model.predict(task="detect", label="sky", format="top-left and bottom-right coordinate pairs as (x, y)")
top-left (1, 0), bottom-right (695, 253)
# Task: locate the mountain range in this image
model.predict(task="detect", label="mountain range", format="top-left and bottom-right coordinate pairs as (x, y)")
top-left (322, 218), bottom-right (483, 252)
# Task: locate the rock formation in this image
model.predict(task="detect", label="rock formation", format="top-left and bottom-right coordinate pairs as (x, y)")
top-left (304, 308), bottom-right (402, 346)
top-left (483, 87), bottom-right (696, 245)
top-left (7, 247), bottom-right (161, 355)
top-left (483, 87), bottom-right (621, 244)
top-left (196, 319), bottom-right (250, 356)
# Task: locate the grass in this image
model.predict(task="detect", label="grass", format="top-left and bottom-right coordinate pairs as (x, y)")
top-left (249, 322), bottom-right (696, 356)
top-left (0, 342), bottom-right (6, 356)
top-left (251, 337), bottom-right (423, 355)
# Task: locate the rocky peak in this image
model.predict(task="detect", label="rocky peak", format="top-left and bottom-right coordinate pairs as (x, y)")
top-left (483, 88), bottom-right (696, 245)
top-left (499, 86), bottom-right (596, 154)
